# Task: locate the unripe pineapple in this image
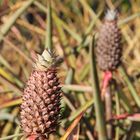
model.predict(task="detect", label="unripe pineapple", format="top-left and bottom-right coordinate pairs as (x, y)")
top-left (20, 50), bottom-right (62, 139)
top-left (96, 10), bottom-right (122, 71)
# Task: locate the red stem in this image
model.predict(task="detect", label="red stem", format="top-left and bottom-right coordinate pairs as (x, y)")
top-left (26, 135), bottom-right (37, 140)
top-left (101, 71), bottom-right (112, 99)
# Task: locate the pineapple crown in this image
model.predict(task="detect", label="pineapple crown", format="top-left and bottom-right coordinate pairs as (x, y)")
top-left (32, 49), bottom-right (60, 71)
top-left (105, 9), bottom-right (118, 21)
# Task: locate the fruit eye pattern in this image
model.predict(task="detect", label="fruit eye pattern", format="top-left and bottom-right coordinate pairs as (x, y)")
top-left (20, 50), bottom-right (62, 140)
top-left (96, 10), bottom-right (122, 71)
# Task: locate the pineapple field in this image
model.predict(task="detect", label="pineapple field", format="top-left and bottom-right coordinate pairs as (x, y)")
top-left (0, 0), bottom-right (140, 140)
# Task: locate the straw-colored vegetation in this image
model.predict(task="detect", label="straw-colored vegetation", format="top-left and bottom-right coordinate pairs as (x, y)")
top-left (0, 0), bottom-right (140, 140)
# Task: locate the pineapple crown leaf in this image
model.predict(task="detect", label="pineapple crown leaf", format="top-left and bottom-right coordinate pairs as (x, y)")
top-left (105, 9), bottom-right (118, 21)
top-left (31, 49), bottom-right (63, 70)
top-left (32, 49), bottom-right (56, 70)
top-left (42, 49), bottom-right (54, 63)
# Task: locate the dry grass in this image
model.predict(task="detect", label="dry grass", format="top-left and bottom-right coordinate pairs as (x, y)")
top-left (0, 0), bottom-right (140, 140)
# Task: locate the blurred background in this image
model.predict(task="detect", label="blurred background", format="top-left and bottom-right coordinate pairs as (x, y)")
top-left (0, 0), bottom-right (140, 140)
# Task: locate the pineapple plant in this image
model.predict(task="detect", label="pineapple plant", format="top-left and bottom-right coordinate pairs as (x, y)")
top-left (20, 50), bottom-right (62, 139)
top-left (96, 10), bottom-right (122, 71)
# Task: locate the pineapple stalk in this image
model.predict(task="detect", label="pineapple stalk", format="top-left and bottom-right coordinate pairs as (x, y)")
top-left (96, 9), bottom-right (122, 140)
top-left (105, 86), bottom-right (112, 140)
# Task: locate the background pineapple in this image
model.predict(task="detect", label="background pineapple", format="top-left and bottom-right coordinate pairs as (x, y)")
top-left (96, 10), bottom-right (122, 71)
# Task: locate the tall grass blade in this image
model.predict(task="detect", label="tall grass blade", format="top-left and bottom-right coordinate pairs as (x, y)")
top-left (45, 0), bottom-right (52, 52)
top-left (0, 0), bottom-right (36, 42)
top-left (90, 36), bottom-right (107, 140)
